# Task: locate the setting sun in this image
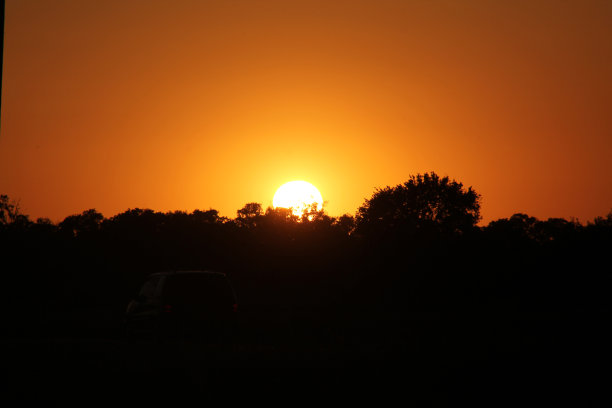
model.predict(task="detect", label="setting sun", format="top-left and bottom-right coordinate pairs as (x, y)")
top-left (273, 181), bottom-right (324, 217)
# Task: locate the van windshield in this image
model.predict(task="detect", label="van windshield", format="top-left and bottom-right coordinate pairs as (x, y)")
top-left (162, 274), bottom-right (235, 308)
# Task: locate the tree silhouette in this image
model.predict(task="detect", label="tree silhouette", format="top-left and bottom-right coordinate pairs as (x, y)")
top-left (0, 194), bottom-right (29, 227)
top-left (59, 209), bottom-right (104, 237)
top-left (262, 206), bottom-right (299, 225)
top-left (192, 209), bottom-right (224, 224)
top-left (334, 214), bottom-right (356, 236)
top-left (591, 209), bottom-right (612, 227)
top-left (236, 202), bottom-right (264, 228)
top-left (300, 202), bottom-right (330, 223)
top-left (237, 202), bottom-right (263, 219)
top-left (355, 172), bottom-right (481, 239)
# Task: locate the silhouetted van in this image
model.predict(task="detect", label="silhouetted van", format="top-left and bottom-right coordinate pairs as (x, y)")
top-left (125, 270), bottom-right (238, 343)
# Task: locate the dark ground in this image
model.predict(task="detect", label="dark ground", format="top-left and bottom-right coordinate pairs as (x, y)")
top-left (2, 204), bottom-right (610, 406)
top-left (3, 310), bottom-right (608, 406)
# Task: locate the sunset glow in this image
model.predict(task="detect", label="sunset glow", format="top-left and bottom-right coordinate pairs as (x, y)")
top-left (1, 1), bottom-right (611, 223)
top-left (2, 2), bottom-right (611, 398)
top-left (273, 181), bottom-right (323, 217)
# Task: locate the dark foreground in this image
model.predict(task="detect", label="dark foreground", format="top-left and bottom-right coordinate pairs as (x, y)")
top-left (3, 311), bottom-right (609, 406)
top-left (2, 196), bottom-right (611, 405)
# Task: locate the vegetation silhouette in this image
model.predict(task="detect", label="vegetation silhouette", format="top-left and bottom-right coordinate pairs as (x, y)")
top-left (1, 173), bottom-right (611, 404)
top-left (356, 172), bottom-right (481, 241)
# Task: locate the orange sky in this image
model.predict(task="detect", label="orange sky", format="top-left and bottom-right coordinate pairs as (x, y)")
top-left (1, 0), bottom-right (611, 224)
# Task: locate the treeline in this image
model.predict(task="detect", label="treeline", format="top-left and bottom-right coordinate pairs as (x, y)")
top-left (1, 172), bottom-right (611, 339)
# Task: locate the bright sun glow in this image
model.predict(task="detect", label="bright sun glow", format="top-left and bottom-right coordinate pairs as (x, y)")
top-left (273, 181), bottom-right (324, 217)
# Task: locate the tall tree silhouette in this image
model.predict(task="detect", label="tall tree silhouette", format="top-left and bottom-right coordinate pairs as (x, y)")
top-left (355, 172), bottom-right (481, 240)
top-left (0, 194), bottom-right (30, 228)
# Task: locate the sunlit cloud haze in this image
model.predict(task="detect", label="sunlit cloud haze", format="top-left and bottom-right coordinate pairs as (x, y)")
top-left (1, 0), bottom-right (611, 223)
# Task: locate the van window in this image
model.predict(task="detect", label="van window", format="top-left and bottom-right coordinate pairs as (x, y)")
top-left (139, 276), bottom-right (160, 299)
